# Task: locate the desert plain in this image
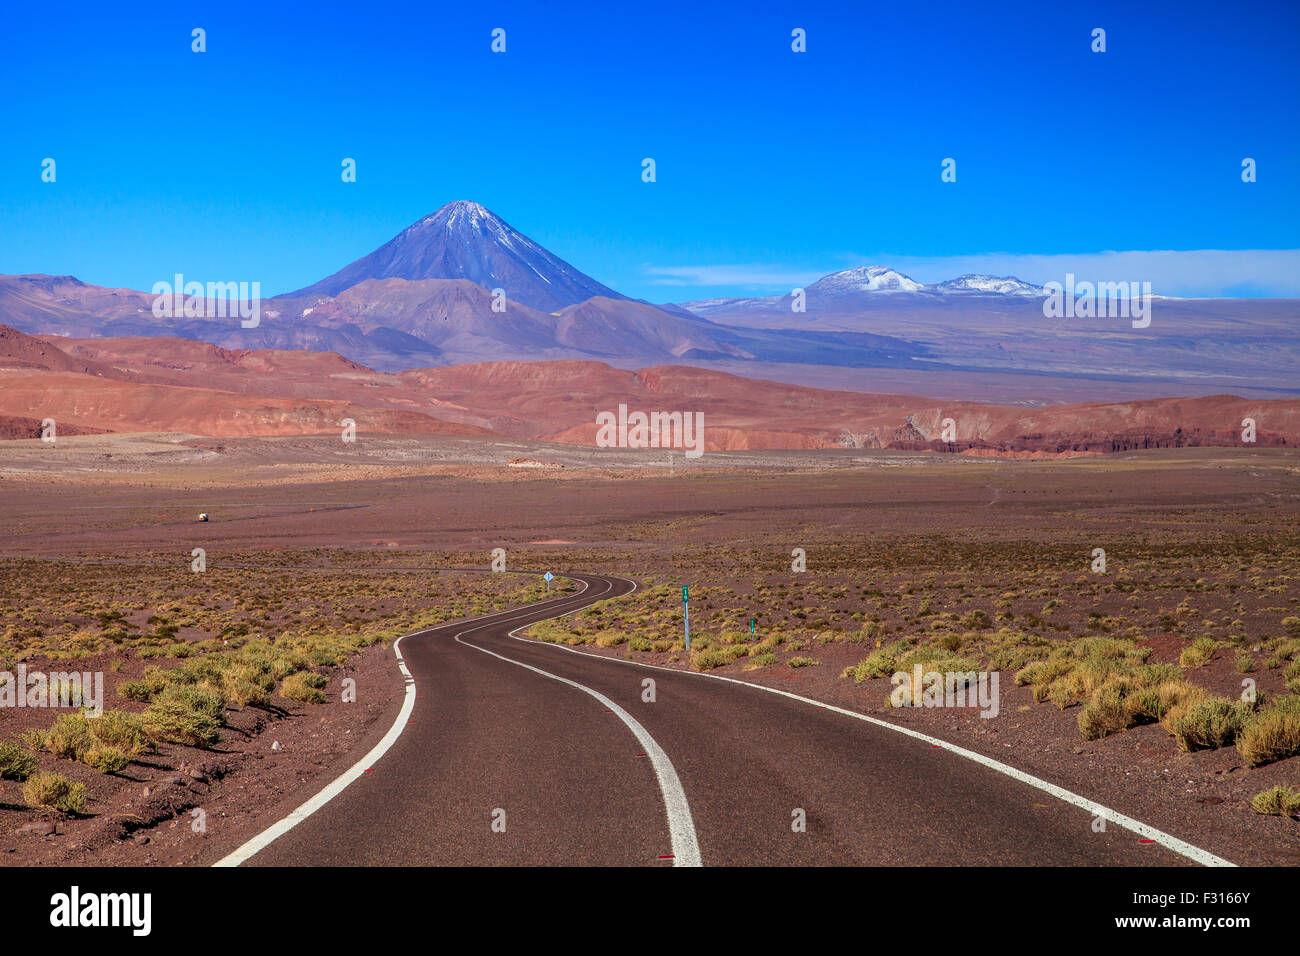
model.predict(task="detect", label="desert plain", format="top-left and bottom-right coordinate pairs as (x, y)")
top-left (0, 432), bottom-right (1296, 864)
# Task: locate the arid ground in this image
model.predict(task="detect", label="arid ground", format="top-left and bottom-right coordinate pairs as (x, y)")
top-left (0, 434), bottom-right (1297, 864)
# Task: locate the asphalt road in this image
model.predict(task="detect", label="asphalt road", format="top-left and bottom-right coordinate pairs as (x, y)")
top-left (221, 572), bottom-right (1206, 867)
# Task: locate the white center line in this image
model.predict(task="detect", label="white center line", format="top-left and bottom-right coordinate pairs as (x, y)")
top-left (213, 577), bottom-right (596, 867)
top-left (455, 623), bottom-right (703, 868)
top-left (511, 574), bottom-right (1236, 869)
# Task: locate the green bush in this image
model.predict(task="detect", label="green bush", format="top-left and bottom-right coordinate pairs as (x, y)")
top-left (1171, 698), bottom-right (1251, 751)
top-left (83, 746), bottom-right (131, 774)
top-left (280, 672), bottom-right (327, 703)
top-left (118, 668), bottom-right (168, 702)
top-left (842, 641), bottom-right (911, 682)
top-left (691, 648), bottom-right (731, 671)
top-left (1237, 696), bottom-right (1300, 767)
top-left (23, 771), bottom-right (86, 813)
top-left (1078, 679), bottom-right (1139, 740)
top-left (1251, 785), bottom-right (1300, 818)
top-left (43, 714), bottom-right (94, 760)
top-left (0, 741), bottom-right (37, 780)
top-left (141, 685), bottom-right (224, 747)
top-left (87, 710), bottom-right (148, 756)
top-left (1179, 637), bottom-right (1217, 668)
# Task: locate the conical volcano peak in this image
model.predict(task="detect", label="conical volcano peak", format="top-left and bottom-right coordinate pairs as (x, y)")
top-left (415, 200), bottom-right (495, 228)
top-left (289, 201), bottom-right (626, 311)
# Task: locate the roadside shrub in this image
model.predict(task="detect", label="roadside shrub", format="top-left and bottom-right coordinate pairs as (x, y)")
top-left (23, 771), bottom-right (86, 813)
top-left (746, 653), bottom-right (777, 669)
top-left (842, 641), bottom-right (908, 683)
top-left (1179, 637), bottom-right (1217, 668)
top-left (141, 685), bottom-right (223, 747)
top-left (1016, 657), bottom-right (1075, 698)
top-left (897, 649), bottom-right (982, 678)
top-left (280, 672), bottom-right (327, 703)
top-left (0, 741), bottom-right (36, 780)
top-left (1251, 785), bottom-right (1300, 818)
top-left (1075, 669), bottom-right (1196, 740)
top-left (82, 746), bottom-right (131, 774)
top-left (118, 668), bottom-right (168, 702)
top-left (1077, 678), bottom-right (1139, 740)
top-left (848, 621), bottom-right (880, 644)
top-left (1237, 696), bottom-right (1300, 767)
top-left (43, 714), bottom-right (94, 761)
top-left (306, 646), bottom-right (345, 667)
top-left (1171, 698), bottom-right (1252, 751)
top-left (1134, 679), bottom-right (1207, 727)
top-left (788, 657), bottom-right (818, 668)
top-left (691, 648), bottom-right (731, 671)
top-left (225, 674), bottom-right (273, 708)
top-left (88, 709), bottom-right (149, 755)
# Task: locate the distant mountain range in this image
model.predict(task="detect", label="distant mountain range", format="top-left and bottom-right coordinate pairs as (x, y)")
top-left (1, 202), bottom-right (1297, 401)
top-left (678, 267), bottom-right (1045, 317)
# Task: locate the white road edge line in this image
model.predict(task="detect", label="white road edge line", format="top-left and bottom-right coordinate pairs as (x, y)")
top-left (456, 615), bottom-right (702, 868)
top-left (213, 577), bottom-right (593, 867)
top-left (512, 574), bottom-right (1236, 869)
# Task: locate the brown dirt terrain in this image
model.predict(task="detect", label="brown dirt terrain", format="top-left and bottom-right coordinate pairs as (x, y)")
top-left (3, 325), bottom-right (1297, 454)
top-left (0, 436), bottom-right (1296, 864)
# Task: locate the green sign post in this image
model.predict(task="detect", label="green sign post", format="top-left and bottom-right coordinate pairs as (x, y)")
top-left (682, 586), bottom-right (690, 650)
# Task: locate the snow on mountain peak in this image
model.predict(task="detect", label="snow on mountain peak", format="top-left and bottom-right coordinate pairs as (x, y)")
top-left (412, 200), bottom-right (499, 234)
top-left (936, 274), bottom-right (1044, 295)
top-left (801, 266), bottom-right (1045, 299)
top-left (288, 201), bottom-right (624, 310)
top-left (810, 265), bottom-right (926, 294)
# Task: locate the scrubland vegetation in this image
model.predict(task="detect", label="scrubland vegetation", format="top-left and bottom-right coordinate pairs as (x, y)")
top-left (0, 553), bottom-right (556, 813)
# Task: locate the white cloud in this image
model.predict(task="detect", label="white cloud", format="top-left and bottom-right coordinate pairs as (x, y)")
top-left (865, 250), bottom-right (1300, 297)
top-left (642, 264), bottom-right (828, 289)
top-left (644, 250), bottom-right (1300, 298)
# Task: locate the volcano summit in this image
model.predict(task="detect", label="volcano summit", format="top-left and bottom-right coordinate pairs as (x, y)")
top-left (287, 201), bottom-right (626, 312)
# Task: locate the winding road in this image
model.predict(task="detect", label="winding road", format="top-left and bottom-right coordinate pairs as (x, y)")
top-left (213, 572), bottom-right (1231, 867)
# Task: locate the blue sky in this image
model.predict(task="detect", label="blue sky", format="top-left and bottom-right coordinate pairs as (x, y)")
top-left (3, 0), bottom-right (1298, 299)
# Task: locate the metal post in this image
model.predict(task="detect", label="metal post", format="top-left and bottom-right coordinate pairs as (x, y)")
top-left (682, 585), bottom-right (690, 651)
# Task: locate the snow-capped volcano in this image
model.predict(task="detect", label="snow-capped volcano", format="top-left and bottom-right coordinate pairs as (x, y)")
top-left (286, 200), bottom-right (626, 312)
top-left (807, 266), bottom-right (1043, 297)
top-left (935, 274), bottom-right (1044, 295)
top-left (678, 265), bottom-right (1051, 316)
top-left (807, 265), bottom-right (927, 294)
